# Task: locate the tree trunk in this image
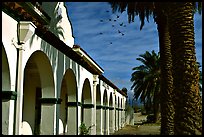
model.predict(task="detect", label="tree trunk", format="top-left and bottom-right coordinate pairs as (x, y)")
top-left (153, 95), bottom-right (160, 123)
top-left (167, 2), bottom-right (202, 135)
top-left (155, 9), bottom-right (175, 135)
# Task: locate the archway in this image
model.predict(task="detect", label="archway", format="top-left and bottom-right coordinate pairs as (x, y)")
top-left (81, 78), bottom-right (93, 132)
top-left (22, 51), bottom-right (55, 135)
top-left (109, 93), bottom-right (114, 134)
top-left (114, 95), bottom-right (118, 131)
top-left (102, 89), bottom-right (108, 135)
top-left (118, 96), bottom-right (120, 129)
top-left (2, 45), bottom-right (11, 91)
top-left (59, 69), bottom-right (77, 135)
top-left (120, 98), bottom-right (123, 128)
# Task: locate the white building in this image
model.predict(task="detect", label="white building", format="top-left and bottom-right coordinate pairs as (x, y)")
top-left (2, 2), bottom-right (127, 135)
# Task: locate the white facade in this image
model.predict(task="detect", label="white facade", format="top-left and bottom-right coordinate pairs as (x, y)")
top-left (2, 2), bottom-right (127, 135)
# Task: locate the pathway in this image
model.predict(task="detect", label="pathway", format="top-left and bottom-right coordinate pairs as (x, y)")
top-left (112, 124), bottom-right (161, 135)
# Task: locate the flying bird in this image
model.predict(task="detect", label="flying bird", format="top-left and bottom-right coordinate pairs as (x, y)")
top-left (117, 15), bottom-right (120, 18)
top-left (109, 19), bottom-right (111, 21)
top-left (114, 20), bottom-right (116, 22)
top-left (118, 30), bottom-right (121, 33)
top-left (122, 33), bottom-right (124, 36)
top-left (99, 32), bottom-right (103, 35)
top-left (106, 10), bottom-right (109, 12)
top-left (100, 20), bottom-right (103, 22)
top-left (120, 23), bottom-right (123, 26)
top-left (112, 25), bottom-right (115, 27)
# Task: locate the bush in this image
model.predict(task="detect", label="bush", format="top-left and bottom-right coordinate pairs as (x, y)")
top-left (79, 122), bottom-right (94, 135)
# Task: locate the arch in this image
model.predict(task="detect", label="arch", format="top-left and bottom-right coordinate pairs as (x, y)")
top-left (59, 68), bottom-right (77, 135)
top-left (120, 98), bottom-right (123, 128)
top-left (118, 96), bottom-right (120, 108)
top-left (118, 96), bottom-right (120, 129)
top-left (22, 50), bottom-right (55, 135)
top-left (103, 90), bottom-right (108, 106)
top-left (96, 84), bottom-right (101, 105)
top-left (109, 93), bottom-right (113, 106)
top-left (2, 45), bottom-right (11, 91)
top-left (81, 78), bottom-right (92, 104)
top-left (81, 78), bottom-right (92, 129)
top-left (109, 92), bottom-right (114, 134)
top-left (103, 89), bottom-right (108, 135)
top-left (114, 95), bottom-right (118, 131)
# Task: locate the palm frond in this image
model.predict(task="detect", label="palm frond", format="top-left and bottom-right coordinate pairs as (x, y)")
top-left (109, 2), bottom-right (155, 30)
top-left (131, 50), bottom-right (160, 110)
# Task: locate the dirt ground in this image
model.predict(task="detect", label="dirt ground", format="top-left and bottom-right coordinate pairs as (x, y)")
top-left (112, 124), bottom-right (161, 135)
top-left (112, 113), bottom-right (161, 135)
top-left (111, 112), bottom-right (201, 135)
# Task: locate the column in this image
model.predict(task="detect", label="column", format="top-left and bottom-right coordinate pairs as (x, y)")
top-left (39, 98), bottom-right (61, 135)
top-left (15, 46), bottom-right (24, 135)
top-left (91, 75), bottom-right (98, 135)
top-left (96, 105), bottom-right (102, 135)
top-left (109, 107), bottom-right (114, 134)
top-left (67, 102), bottom-right (78, 135)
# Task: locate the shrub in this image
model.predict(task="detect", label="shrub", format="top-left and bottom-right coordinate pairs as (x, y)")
top-left (79, 122), bottom-right (94, 135)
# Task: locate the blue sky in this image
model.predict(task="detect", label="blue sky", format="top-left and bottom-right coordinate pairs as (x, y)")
top-left (65, 2), bottom-right (202, 102)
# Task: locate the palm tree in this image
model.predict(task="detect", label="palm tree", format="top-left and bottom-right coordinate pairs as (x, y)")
top-left (109, 2), bottom-right (202, 134)
top-left (153, 3), bottom-right (175, 135)
top-left (131, 50), bottom-right (160, 122)
top-left (109, 2), bottom-right (175, 134)
top-left (166, 2), bottom-right (202, 134)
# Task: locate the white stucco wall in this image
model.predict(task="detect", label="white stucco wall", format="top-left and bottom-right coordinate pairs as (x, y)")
top-left (2, 12), bottom-right (18, 92)
top-left (2, 2), bottom-right (127, 135)
top-left (41, 2), bottom-right (74, 47)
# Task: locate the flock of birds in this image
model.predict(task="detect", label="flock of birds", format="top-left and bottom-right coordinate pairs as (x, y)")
top-left (98, 10), bottom-right (127, 45)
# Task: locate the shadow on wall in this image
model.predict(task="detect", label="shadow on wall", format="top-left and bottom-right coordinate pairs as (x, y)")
top-left (40, 2), bottom-right (66, 75)
top-left (29, 2), bottom-right (65, 48)
top-left (47, 2), bottom-right (65, 39)
top-left (28, 2), bottom-right (65, 48)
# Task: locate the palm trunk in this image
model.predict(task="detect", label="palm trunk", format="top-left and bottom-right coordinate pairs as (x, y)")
top-left (167, 2), bottom-right (202, 135)
top-left (152, 77), bottom-right (161, 123)
top-left (155, 10), bottom-right (175, 135)
top-left (153, 90), bottom-right (160, 123)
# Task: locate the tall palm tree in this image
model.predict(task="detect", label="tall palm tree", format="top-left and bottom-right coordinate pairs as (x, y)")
top-left (153, 3), bottom-right (174, 135)
top-left (166, 2), bottom-right (202, 135)
top-left (110, 2), bottom-right (175, 134)
top-left (131, 50), bottom-right (160, 122)
top-left (109, 2), bottom-right (202, 135)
